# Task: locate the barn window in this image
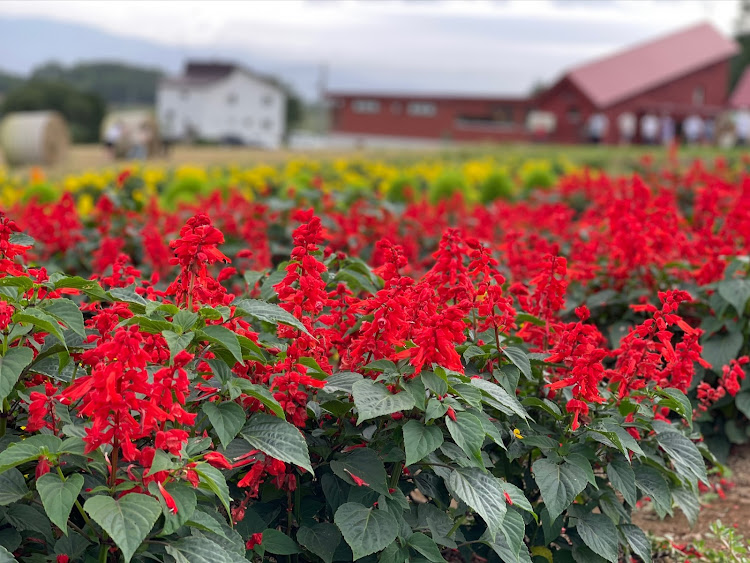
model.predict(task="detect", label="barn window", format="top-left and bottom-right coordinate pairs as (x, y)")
top-left (227, 93), bottom-right (238, 105)
top-left (491, 105), bottom-right (514, 124)
top-left (693, 86), bottom-right (705, 106)
top-left (352, 99), bottom-right (381, 114)
top-left (407, 102), bottom-right (437, 117)
top-left (566, 106), bottom-right (581, 124)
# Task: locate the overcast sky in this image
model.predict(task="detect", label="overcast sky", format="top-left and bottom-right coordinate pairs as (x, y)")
top-left (0, 0), bottom-right (742, 100)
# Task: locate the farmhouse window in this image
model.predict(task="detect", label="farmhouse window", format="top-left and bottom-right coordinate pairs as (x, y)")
top-left (352, 100), bottom-right (381, 114)
top-left (227, 93), bottom-right (238, 105)
top-left (262, 95), bottom-right (273, 106)
top-left (407, 102), bottom-right (437, 117)
top-left (262, 119), bottom-right (273, 130)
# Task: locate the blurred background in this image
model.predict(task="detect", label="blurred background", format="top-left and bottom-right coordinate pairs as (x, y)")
top-left (0, 0), bottom-right (749, 168)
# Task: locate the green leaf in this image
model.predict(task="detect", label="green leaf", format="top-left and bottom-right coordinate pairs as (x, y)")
top-left (403, 421), bottom-right (444, 466)
top-left (481, 525), bottom-right (532, 563)
top-left (297, 523), bottom-right (341, 563)
top-left (408, 532), bottom-right (445, 562)
top-left (334, 502), bottom-right (398, 560)
top-left (499, 509), bottom-right (526, 560)
top-left (202, 401), bottom-right (246, 449)
top-left (446, 412), bottom-right (485, 465)
top-left (0, 346), bottom-right (33, 402)
top-left (162, 330), bottom-right (194, 361)
top-left (607, 458), bottom-right (636, 507)
top-left (262, 528), bottom-right (300, 554)
top-left (13, 308), bottom-right (67, 347)
top-left (200, 325), bottom-right (243, 364)
top-left (634, 465), bottom-right (672, 518)
top-left (655, 429), bottom-right (708, 485)
top-left (324, 371), bottom-right (363, 394)
top-left (42, 299), bottom-right (86, 338)
top-left (164, 535), bottom-right (247, 563)
top-left (173, 310), bottom-right (200, 332)
top-left (656, 388), bottom-right (693, 429)
top-left (0, 545), bottom-right (16, 563)
top-left (447, 467), bottom-right (507, 540)
top-left (702, 331), bottom-right (743, 372)
top-left (736, 391), bottom-right (750, 419)
top-left (498, 481), bottom-right (534, 515)
top-left (425, 398), bottom-right (448, 422)
top-left (422, 371), bottom-right (448, 396)
top-left (0, 434), bottom-right (62, 473)
top-left (521, 397), bottom-right (562, 418)
top-left (84, 493), bottom-right (161, 563)
top-left (532, 458), bottom-right (588, 521)
top-left (242, 413), bottom-right (313, 473)
top-left (156, 483), bottom-right (197, 536)
top-left (53, 276), bottom-right (109, 301)
top-left (718, 278), bottom-right (750, 314)
top-left (330, 448), bottom-right (390, 496)
top-left (5, 504), bottom-right (52, 542)
top-left (576, 512), bottom-right (618, 562)
top-left (0, 468), bottom-right (28, 505)
top-left (566, 453), bottom-right (597, 488)
top-left (109, 285), bottom-right (148, 307)
top-left (233, 298), bottom-right (311, 336)
top-left (672, 485), bottom-right (700, 527)
top-left (194, 463), bottom-right (233, 517)
top-left (229, 379), bottom-right (285, 418)
top-left (503, 346), bottom-right (531, 379)
top-left (0, 276), bottom-right (33, 292)
top-left (37, 472), bottom-right (84, 535)
top-left (620, 524), bottom-right (652, 563)
top-left (470, 378), bottom-right (529, 419)
top-left (352, 379), bottom-right (415, 424)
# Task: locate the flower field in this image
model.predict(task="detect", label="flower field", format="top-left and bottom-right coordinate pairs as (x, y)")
top-left (0, 153), bottom-right (749, 562)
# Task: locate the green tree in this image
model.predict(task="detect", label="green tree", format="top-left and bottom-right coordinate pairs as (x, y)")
top-left (31, 61), bottom-right (163, 106)
top-left (1, 80), bottom-right (106, 142)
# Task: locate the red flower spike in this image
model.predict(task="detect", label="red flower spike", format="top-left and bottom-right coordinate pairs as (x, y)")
top-left (158, 482), bottom-right (178, 514)
top-left (344, 469), bottom-right (370, 487)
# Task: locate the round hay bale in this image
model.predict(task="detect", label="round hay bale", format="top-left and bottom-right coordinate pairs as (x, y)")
top-left (101, 110), bottom-right (162, 158)
top-left (0, 111), bottom-right (70, 166)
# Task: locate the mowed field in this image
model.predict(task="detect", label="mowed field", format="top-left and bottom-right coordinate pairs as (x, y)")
top-left (3, 141), bottom-right (746, 179)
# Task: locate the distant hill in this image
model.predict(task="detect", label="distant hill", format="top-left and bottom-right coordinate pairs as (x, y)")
top-left (30, 62), bottom-right (164, 106)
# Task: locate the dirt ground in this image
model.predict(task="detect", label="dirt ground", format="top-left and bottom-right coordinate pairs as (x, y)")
top-left (633, 446), bottom-right (750, 545)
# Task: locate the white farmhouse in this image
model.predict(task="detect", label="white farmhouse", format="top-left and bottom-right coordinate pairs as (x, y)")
top-left (156, 62), bottom-right (286, 149)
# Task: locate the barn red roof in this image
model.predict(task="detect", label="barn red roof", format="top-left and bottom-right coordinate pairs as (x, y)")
top-left (730, 67), bottom-right (750, 109)
top-left (566, 23), bottom-right (739, 109)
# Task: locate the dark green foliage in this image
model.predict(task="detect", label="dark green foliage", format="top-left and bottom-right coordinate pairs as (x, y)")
top-left (1, 80), bottom-right (105, 142)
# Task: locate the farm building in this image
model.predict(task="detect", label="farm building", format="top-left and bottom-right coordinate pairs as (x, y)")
top-left (328, 23), bottom-right (741, 145)
top-left (156, 62), bottom-right (286, 149)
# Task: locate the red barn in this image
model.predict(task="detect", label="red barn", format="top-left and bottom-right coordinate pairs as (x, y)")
top-left (328, 93), bottom-right (532, 144)
top-left (327, 23), bottom-right (740, 145)
top-left (536, 23), bottom-right (740, 143)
